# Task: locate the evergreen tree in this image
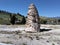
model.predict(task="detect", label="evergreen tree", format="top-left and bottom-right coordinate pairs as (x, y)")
top-left (21, 16), bottom-right (26, 24)
top-left (10, 15), bottom-right (17, 25)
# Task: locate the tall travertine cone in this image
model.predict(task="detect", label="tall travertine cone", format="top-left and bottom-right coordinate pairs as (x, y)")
top-left (25, 3), bottom-right (40, 32)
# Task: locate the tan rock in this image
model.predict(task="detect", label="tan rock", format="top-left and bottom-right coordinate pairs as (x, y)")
top-left (25, 3), bottom-right (40, 32)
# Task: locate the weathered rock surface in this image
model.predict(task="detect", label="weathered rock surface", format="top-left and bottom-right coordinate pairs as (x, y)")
top-left (25, 3), bottom-right (40, 32)
top-left (0, 25), bottom-right (60, 45)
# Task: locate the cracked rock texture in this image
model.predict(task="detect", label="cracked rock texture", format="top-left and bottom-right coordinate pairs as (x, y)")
top-left (25, 3), bottom-right (40, 32)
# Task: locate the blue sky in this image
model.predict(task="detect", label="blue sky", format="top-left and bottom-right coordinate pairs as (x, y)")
top-left (0, 0), bottom-right (60, 17)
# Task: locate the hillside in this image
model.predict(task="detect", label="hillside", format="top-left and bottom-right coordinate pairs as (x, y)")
top-left (0, 10), bottom-right (60, 25)
top-left (0, 10), bottom-right (25, 25)
top-left (40, 16), bottom-right (60, 24)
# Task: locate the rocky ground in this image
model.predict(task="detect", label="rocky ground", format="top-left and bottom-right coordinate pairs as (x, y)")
top-left (0, 24), bottom-right (60, 45)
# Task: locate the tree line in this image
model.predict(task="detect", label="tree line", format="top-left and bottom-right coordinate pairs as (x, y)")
top-left (0, 10), bottom-right (60, 25)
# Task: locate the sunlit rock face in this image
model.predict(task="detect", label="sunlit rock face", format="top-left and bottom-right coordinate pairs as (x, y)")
top-left (25, 3), bottom-right (40, 32)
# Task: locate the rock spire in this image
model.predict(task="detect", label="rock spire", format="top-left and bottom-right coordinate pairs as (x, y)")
top-left (25, 3), bottom-right (40, 32)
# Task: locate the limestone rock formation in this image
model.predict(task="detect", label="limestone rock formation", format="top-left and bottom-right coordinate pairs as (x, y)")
top-left (25, 3), bottom-right (40, 32)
